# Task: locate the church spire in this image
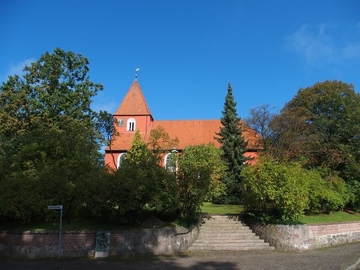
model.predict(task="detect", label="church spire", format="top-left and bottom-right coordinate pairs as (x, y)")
top-left (114, 80), bottom-right (152, 116)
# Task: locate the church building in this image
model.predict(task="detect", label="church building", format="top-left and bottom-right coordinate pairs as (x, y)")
top-left (104, 79), bottom-right (261, 170)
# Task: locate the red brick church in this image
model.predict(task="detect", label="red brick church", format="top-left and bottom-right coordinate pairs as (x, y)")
top-left (104, 79), bottom-right (261, 169)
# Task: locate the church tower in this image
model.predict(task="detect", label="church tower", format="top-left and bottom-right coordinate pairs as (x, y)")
top-left (113, 79), bottom-right (153, 134)
top-left (105, 79), bottom-right (154, 169)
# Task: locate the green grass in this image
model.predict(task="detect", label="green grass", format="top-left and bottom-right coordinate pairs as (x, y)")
top-left (200, 202), bottom-right (244, 215)
top-left (200, 203), bottom-right (360, 224)
top-left (298, 211), bottom-right (360, 224)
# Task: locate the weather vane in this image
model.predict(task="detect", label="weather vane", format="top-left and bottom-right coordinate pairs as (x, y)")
top-left (135, 68), bottom-right (140, 80)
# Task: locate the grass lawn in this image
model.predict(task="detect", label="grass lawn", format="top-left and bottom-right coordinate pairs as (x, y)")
top-left (298, 211), bottom-right (360, 224)
top-left (200, 202), bottom-right (244, 215)
top-left (201, 202), bottom-right (360, 224)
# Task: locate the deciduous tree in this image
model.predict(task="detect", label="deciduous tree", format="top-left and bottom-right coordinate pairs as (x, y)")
top-left (282, 81), bottom-right (360, 170)
top-left (269, 80), bottom-right (360, 211)
top-left (0, 48), bottom-right (105, 223)
top-left (175, 144), bottom-right (225, 220)
top-left (244, 104), bottom-right (276, 153)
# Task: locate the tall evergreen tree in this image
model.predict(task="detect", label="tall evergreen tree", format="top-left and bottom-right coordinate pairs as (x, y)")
top-left (215, 83), bottom-right (249, 204)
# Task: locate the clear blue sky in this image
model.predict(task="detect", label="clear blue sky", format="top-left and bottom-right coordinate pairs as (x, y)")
top-left (1, 0), bottom-right (359, 120)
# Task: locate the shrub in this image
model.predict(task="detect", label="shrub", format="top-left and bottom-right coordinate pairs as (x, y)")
top-left (241, 157), bottom-right (350, 223)
top-left (241, 158), bottom-right (311, 223)
top-left (307, 168), bottom-right (350, 213)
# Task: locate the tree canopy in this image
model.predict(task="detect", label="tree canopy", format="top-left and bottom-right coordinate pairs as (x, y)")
top-left (271, 80), bottom-right (360, 175)
top-left (0, 48), bottom-right (107, 223)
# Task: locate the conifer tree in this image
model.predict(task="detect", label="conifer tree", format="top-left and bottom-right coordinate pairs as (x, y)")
top-left (215, 83), bottom-right (249, 204)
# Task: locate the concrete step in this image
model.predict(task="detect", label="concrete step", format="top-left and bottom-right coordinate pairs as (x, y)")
top-left (200, 226), bottom-right (252, 233)
top-left (188, 215), bottom-right (274, 251)
top-left (188, 245), bottom-right (275, 251)
top-left (190, 242), bottom-right (272, 247)
top-left (197, 235), bottom-right (263, 240)
top-left (199, 226), bottom-right (252, 230)
top-left (198, 231), bottom-right (255, 235)
top-left (193, 239), bottom-right (267, 244)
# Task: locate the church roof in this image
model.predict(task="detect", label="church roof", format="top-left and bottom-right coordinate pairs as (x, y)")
top-left (114, 80), bottom-right (152, 116)
top-left (107, 119), bottom-right (261, 151)
top-left (153, 120), bottom-right (260, 150)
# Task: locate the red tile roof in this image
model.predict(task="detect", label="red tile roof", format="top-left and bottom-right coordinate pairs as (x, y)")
top-left (107, 119), bottom-right (261, 151)
top-left (114, 80), bottom-right (152, 116)
top-left (152, 120), bottom-right (260, 150)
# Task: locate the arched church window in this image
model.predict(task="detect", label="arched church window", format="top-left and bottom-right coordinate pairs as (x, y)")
top-left (117, 153), bottom-right (127, 168)
top-left (164, 152), bottom-right (177, 172)
top-left (127, 118), bottom-right (136, 131)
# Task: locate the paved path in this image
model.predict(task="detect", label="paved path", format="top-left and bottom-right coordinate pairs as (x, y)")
top-left (1, 242), bottom-right (360, 270)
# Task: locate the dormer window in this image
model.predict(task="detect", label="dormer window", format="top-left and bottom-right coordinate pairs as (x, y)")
top-left (127, 118), bottom-right (136, 131)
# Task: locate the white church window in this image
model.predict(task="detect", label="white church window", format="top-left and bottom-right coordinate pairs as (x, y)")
top-left (117, 153), bottom-right (127, 168)
top-left (127, 118), bottom-right (136, 131)
top-left (164, 152), bottom-right (177, 172)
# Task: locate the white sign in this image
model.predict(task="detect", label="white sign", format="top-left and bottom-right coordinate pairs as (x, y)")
top-left (48, 205), bottom-right (63, 210)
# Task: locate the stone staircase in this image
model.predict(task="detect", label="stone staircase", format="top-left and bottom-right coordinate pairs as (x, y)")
top-left (188, 215), bottom-right (274, 251)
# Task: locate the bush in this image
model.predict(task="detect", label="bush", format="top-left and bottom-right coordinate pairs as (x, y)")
top-left (347, 180), bottom-right (360, 212)
top-left (308, 168), bottom-right (350, 214)
top-left (241, 158), bottom-right (310, 223)
top-left (241, 157), bottom-right (350, 223)
top-left (175, 144), bottom-right (225, 220)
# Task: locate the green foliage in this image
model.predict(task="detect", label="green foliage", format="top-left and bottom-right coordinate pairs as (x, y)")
top-left (307, 168), bottom-right (350, 214)
top-left (270, 81), bottom-right (360, 178)
top-left (241, 158), bottom-right (309, 223)
top-left (176, 144), bottom-right (226, 220)
top-left (241, 157), bottom-right (350, 223)
top-left (346, 180), bottom-right (360, 212)
top-left (0, 48), bottom-right (106, 223)
top-left (76, 167), bottom-right (115, 222)
top-left (283, 81), bottom-right (360, 169)
top-left (268, 80), bottom-right (360, 211)
top-left (215, 83), bottom-right (249, 204)
top-left (109, 130), bottom-right (178, 224)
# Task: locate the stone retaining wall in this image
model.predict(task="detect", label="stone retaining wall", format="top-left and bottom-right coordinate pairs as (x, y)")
top-left (2, 221), bottom-right (360, 257)
top-left (0, 225), bottom-right (199, 258)
top-left (251, 222), bottom-right (360, 250)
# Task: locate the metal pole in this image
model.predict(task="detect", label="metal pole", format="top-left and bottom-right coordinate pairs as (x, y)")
top-left (58, 205), bottom-right (63, 259)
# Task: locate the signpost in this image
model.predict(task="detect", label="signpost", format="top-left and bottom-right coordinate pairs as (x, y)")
top-left (48, 205), bottom-right (63, 258)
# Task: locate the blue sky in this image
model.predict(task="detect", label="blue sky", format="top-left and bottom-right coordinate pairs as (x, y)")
top-left (1, 0), bottom-right (359, 120)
